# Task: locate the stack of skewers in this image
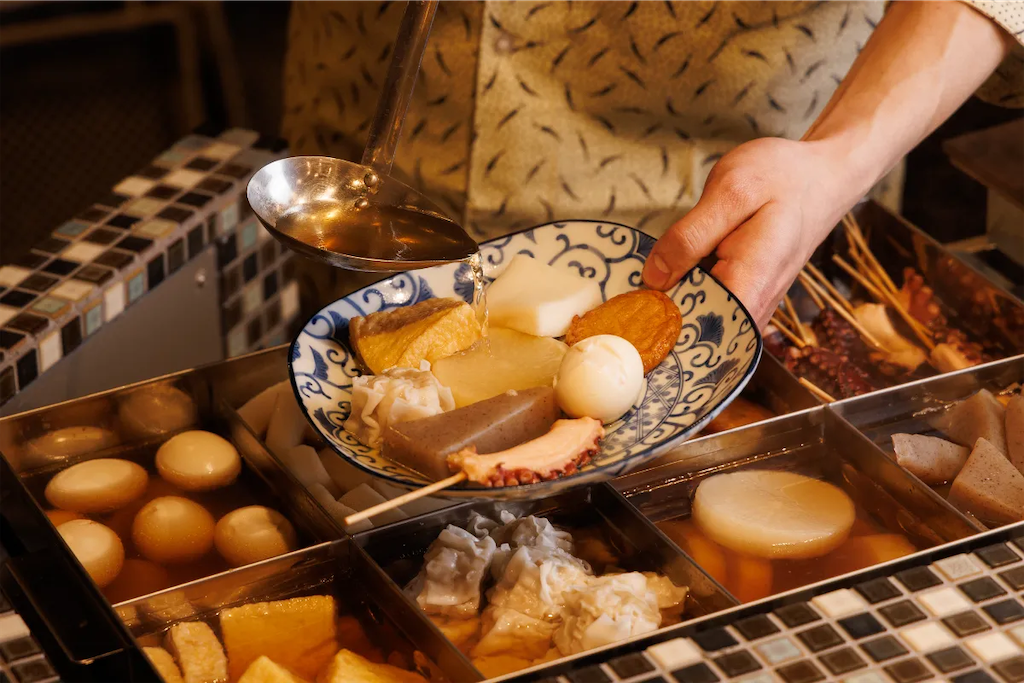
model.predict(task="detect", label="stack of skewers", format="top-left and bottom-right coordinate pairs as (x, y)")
top-left (767, 214), bottom-right (998, 403)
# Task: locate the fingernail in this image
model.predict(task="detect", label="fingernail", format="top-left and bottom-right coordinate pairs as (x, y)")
top-left (645, 253), bottom-right (671, 289)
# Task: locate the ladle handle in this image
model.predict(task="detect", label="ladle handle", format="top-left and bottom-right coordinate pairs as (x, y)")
top-left (360, 0), bottom-right (438, 176)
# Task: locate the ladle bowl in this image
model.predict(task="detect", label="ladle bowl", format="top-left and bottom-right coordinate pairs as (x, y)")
top-left (247, 156), bottom-right (478, 272)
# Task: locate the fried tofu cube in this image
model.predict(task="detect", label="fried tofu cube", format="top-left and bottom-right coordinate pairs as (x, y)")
top-left (144, 646), bottom-right (184, 683)
top-left (321, 649), bottom-right (427, 683)
top-left (164, 622), bottom-right (228, 683)
top-left (237, 656), bottom-right (307, 683)
top-left (220, 596), bottom-right (336, 681)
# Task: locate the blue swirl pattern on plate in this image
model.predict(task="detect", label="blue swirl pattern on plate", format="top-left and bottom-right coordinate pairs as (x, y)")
top-left (289, 220), bottom-right (762, 499)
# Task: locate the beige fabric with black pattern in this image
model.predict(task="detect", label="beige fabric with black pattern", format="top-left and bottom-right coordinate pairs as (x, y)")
top-left (283, 1), bottom-right (1023, 241)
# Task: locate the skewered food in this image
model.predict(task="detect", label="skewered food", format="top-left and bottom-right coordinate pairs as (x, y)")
top-left (45, 458), bottom-right (149, 514)
top-left (485, 254), bottom-right (602, 337)
top-left (450, 417), bottom-right (604, 487)
top-left (691, 471), bottom-right (856, 560)
top-left (430, 328), bottom-right (568, 407)
top-left (853, 304), bottom-right (927, 371)
top-left (564, 290), bottom-right (682, 373)
top-left (383, 387), bottom-right (560, 481)
top-left (349, 298), bottom-right (482, 375)
top-left (892, 433), bottom-right (969, 484)
top-left (554, 335), bottom-right (644, 423)
top-left (155, 431), bottom-right (242, 492)
top-left (343, 364), bottom-right (455, 447)
top-left (948, 438), bottom-right (1024, 526)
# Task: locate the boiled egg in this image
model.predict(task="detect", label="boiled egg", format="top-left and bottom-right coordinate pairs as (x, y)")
top-left (58, 519), bottom-right (124, 587)
top-left (132, 496), bottom-right (215, 564)
top-left (214, 506), bottom-right (298, 567)
top-left (45, 458), bottom-right (148, 514)
top-left (155, 431), bottom-right (241, 492)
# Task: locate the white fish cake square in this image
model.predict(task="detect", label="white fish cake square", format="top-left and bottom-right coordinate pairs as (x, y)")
top-left (485, 254), bottom-right (602, 337)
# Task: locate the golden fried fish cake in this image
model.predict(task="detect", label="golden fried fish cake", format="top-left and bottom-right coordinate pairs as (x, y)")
top-left (565, 290), bottom-right (681, 374)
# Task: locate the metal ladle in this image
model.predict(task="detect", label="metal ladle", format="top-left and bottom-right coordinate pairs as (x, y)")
top-left (246, 0), bottom-right (478, 272)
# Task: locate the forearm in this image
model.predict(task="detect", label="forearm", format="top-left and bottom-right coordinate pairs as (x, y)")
top-left (804, 1), bottom-right (1011, 206)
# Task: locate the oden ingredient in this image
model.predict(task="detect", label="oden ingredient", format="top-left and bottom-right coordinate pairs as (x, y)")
top-left (383, 387), bottom-right (560, 481)
top-left (554, 335), bottom-right (644, 423)
top-left (214, 506), bottom-right (298, 567)
top-left (343, 364), bottom-right (455, 447)
top-left (155, 430), bottom-right (242, 492)
top-left (485, 254), bottom-right (602, 337)
top-left (932, 389), bottom-right (1008, 456)
top-left (565, 289), bottom-right (682, 374)
top-left (891, 433), bottom-right (969, 484)
top-left (692, 471), bottom-right (856, 560)
top-left (132, 496), bottom-right (216, 564)
top-left (432, 328), bottom-right (568, 407)
top-left (349, 298), bottom-right (481, 374)
top-left (45, 458), bottom-right (149, 514)
top-left (1006, 396), bottom-right (1024, 474)
top-left (948, 438), bottom-right (1024, 526)
top-left (57, 519), bottom-right (124, 587)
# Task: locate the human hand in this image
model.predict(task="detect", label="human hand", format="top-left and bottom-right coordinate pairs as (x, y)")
top-left (641, 137), bottom-right (865, 330)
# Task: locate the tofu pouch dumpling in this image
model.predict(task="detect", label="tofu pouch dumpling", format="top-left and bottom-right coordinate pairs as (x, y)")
top-left (486, 255), bottom-right (602, 337)
top-left (891, 433), bottom-right (969, 484)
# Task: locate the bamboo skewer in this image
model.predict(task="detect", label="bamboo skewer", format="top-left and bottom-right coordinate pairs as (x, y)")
top-left (771, 314), bottom-right (807, 348)
top-left (843, 214), bottom-right (899, 296)
top-left (774, 306), bottom-right (798, 331)
top-left (833, 255), bottom-right (935, 349)
top-left (795, 274), bottom-right (825, 309)
top-left (832, 255), bottom-right (886, 302)
top-left (344, 472), bottom-right (467, 526)
top-left (800, 377), bottom-right (836, 403)
top-left (804, 263), bottom-right (854, 314)
top-left (798, 272), bottom-right (886, 351)
top-left (784, 294), bottom-right (813, 346)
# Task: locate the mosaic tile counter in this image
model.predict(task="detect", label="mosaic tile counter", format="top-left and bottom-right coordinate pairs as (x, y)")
top-left (0, 129), bottom-right (302, 408)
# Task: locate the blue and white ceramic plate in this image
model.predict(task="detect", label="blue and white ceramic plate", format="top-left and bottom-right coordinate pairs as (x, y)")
top-left (290, 220), bottom-right (762, 499)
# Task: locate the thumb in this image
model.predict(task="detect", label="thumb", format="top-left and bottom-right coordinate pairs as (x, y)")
top-left (642, 181), bottom-right (761, 290)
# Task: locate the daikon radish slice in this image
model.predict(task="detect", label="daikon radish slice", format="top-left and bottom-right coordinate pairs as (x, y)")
top-left (692, 471), bottom-right (856, 560)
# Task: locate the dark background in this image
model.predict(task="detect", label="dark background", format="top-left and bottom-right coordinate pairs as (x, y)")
top-left (1, 1), bottom-right (1020, 265)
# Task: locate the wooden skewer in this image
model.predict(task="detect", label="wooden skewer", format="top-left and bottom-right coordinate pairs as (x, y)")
top-left (804, 263), bottom-right (854, 314)
top-left (798, 272), bottom-right (886, 351)
top-left (344, 472), bottom-right (467, 526)
top-left (843, 214), bottom-right (899, 296)
top-left (774, 306), bottom-right (798, 330)
top-left (784, 293), bottom-right (813, 345)
top-left (800, 377), bottom-right (836, 403)
top-left (795, 274), bottom-right (825, 309)
top-left (832, 256), bottom-right (935, 351)
top-left (832, 255), bottom-right (886, 302)
top-left (771, 315), bottom-right (807, 348)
